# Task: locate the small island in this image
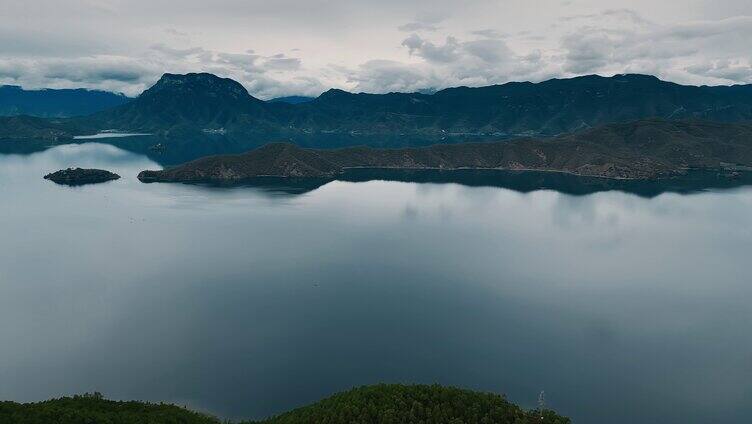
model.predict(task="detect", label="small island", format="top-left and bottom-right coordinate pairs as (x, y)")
top-left (44, 168), bottom-right (120, 186)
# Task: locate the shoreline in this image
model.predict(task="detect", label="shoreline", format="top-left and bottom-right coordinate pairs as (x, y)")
top-left (140, 165), bottom-right (749, 185)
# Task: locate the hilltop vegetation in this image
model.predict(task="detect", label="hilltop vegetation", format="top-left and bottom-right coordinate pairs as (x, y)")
top-left (0, 393), bottom-right (219, 424)
top-left (0, 385), bottom-right (568, 424)
top-left (250, 384), bottom-right (568, 424)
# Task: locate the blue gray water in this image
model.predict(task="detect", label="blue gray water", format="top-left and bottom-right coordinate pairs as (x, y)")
top-left (73, 132), bottom-right (152, 140)
top-left (1, 143), bottom-right (751, 423)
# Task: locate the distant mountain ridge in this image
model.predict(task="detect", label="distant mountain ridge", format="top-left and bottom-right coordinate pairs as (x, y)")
top-left (0, 85), bottom-right (130, 118)
top-left (83, 72), bottom-right (752, 142)
top-left (5, 72), bottom-right (752, 150)
top-left (267, 96), bottom-right (315, 104)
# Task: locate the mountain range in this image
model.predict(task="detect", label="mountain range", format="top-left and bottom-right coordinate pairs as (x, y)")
top-left (82, 72), bottom-right (752, 142)
top-left (4, 72), bottom-right (752, 183)
top-left (0, 85), bottom-right (130, 118)
top-left (6, 71), bottom-right (752, 145)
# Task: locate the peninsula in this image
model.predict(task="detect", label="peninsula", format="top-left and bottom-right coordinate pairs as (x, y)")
top-left (138, 119), bottom-right (752, 182)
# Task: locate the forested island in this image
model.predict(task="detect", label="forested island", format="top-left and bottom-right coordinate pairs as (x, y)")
top-left (0, 385), bottom-right (569, 424)
top-left (44, 168), bottom-right (121, 186)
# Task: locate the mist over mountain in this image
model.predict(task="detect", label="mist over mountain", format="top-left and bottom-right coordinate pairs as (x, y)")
top-left (0, 85), bottom-right (130, 118)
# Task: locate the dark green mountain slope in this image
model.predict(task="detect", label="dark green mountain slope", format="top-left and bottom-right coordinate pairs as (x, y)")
top-left (422, 74), bottom-right (752, 134)
top-left (279, 74), bottom-right (752, 137)
top-left (6, 72), bottom-right (752, 149)
top-left (0, 115), bottom-right (83, 140)
top-left (79, 73), bottom-right (752, 141)
top-left (87, 73), bottom-right (278, 135)
top-left (138, 119), bottom-right (752, 182)
top-left (0, 85), bottom-right (130, 118)
top-left (0, 393), bottom-right (218, 424)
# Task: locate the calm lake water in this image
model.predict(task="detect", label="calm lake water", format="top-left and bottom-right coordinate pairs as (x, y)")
top-left (2, 143), bottom-right (752, 423)
top-left (73, 132), bottom-right (152, 140)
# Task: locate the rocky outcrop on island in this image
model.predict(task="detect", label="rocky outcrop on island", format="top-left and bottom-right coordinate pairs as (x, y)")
top-left (138, 119), bottom-right (752, 183)
top-left (44, 168), bottom-right (120, 186)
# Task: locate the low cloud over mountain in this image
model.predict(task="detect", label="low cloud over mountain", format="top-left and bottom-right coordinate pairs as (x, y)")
top-left (2, 1), bottom-right (752, 98)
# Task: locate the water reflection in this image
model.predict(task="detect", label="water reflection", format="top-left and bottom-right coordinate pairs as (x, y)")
top-left (5, 138), bottom-right (752, 198)
top-left (73, 132), bottom-right (152, 140)
top-left (1, 144), bottom-right (752, 424)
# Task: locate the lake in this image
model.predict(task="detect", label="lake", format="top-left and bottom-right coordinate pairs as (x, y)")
top-left (73, 132), bottom-right (153, 140)
top-left (1, 143), bottom-right (751, 423)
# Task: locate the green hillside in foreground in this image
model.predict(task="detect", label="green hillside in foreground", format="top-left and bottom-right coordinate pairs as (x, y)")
top-left (0, 384), bottom-right (569, 424)
top-left (249, 384), bottom-right (569, 424)
top-left (0, 393), bottom-right (216, 424)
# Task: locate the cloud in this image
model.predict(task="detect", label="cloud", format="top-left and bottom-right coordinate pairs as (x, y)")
top-left (561, 31), bottom-right (615, 74)
top-left (0, 57), bottom-right (159, 95)
top-left (149, 44), bottom-right (208, 60)
top-left (662, 16), bottom-right (752, 40)
top-left (343, 33), bottom-right (556, 94)
top-left (686, 60), bottom-right (752, 83)
top-left (558, 11), bottom-right (752, 85)
top-left (264, 56), bottom-right (302, 71)
top-left (399, 33), bottom-right (534, 75)
top-left (398, 10), bottom-right (446, 32)
top-left (345, 60), bottom-right (442, 93)
top-left (462, 39), bottom-right (515, 64)
top-left (562, 8), bottom-right (653, 27)
top-left (2, 2), bottom-right (752, 97)
top-left (0, 61), bottom-right (28, 81)
top-left (0, 47), bottom-right (322, 99)
top-left (165, 27), bottom-right (189, 37)
top-left (471, 29), bottom-right (508, 39)
top-left (398, 22), bottom-right (439, 32)
top-left (402, 34), bottom-right (461, 63)
top-left (43, 59), bottom-right (149, 83)
top-left (402, 33), bottom-right (517, 69)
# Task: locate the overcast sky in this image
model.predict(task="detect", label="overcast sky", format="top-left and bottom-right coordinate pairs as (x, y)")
top-left (2, 0), bottom-right (752, 98)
